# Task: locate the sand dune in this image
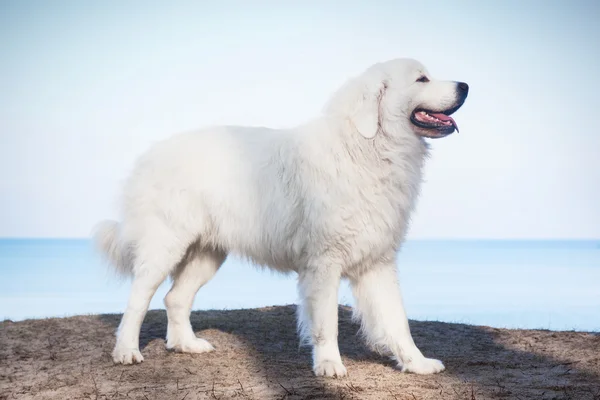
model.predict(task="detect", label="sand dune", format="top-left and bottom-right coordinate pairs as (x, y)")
top-left (1, 305), bottom-right (598, 399)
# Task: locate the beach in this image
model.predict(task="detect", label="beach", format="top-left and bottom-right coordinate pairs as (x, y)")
top-left (1, 305), bottom-right (599, 399)
top-left (1, 240), bottom-right (599, 398)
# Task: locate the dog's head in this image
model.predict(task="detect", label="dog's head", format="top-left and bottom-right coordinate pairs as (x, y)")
top-left (326, 58), bottom-right (468, 140)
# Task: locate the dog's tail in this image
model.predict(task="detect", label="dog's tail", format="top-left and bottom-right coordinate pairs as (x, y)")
top-left (93, 220), bottom-right (134, 277)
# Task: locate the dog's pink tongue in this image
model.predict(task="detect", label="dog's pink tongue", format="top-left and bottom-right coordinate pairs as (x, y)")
top-left (430, 113), bottom-right (459, 132)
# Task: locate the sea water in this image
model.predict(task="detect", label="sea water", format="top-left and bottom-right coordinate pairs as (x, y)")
top-left (0, 239), bottom-right (598, 331)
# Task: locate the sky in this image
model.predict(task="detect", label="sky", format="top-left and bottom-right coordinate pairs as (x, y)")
top-left (0, 0), bottom-right (599, 239)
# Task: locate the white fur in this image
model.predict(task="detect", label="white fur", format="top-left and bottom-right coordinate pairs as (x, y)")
top-left (94, 58), bottom-right (467, 377)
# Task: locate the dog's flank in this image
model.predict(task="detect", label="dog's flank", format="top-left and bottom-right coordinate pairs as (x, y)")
top-left (94, 57), bottom-right (468, 377)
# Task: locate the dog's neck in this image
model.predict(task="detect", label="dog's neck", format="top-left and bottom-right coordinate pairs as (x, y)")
top-left (290, 115), bottom-right (429, 191)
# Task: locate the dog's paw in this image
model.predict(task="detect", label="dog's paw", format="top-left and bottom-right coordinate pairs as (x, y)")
top-left (399, 357), bottom-right (445, 374)
top-left (167, 337), bottom-right (215, 354)
top-left (313, 360), bottom-right (348, 378)
top-left (112, 347), bottom-right (144, 365)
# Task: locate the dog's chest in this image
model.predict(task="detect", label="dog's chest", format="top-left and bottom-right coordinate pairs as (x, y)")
top-left (308, 167), bottom-right (422, 268)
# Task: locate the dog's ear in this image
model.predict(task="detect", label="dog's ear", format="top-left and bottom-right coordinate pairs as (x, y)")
top-left (325, 72), bottom-right (388, 139)
top-left (351, 80), bottom-right (387, 139)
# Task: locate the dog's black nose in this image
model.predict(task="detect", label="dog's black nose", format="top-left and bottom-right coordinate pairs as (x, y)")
top-left (457, 82), bottom-right (469, 94)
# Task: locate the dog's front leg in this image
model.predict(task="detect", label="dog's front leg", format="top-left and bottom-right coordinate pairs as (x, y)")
top-left (349, 262), bottom-right (445, 374)
top-left (297, 266), bottom-right (347, 377)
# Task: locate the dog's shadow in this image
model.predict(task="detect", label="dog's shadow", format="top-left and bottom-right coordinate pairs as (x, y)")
top-left (100, 305), bottom-right (600, 399)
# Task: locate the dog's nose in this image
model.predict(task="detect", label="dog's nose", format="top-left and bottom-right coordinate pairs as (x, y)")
top-left (457, 82), bottom-right (469, 94)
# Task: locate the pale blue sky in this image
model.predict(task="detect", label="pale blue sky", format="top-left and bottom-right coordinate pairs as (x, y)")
top-left (1, 0), bottom-right (599, 239)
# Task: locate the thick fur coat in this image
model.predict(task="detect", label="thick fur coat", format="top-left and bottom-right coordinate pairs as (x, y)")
top-left (95, 58), bottom-right (468, 377)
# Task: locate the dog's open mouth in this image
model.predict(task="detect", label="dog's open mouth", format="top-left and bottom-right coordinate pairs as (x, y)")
top-left (410, 108), bottom-right (459, 138)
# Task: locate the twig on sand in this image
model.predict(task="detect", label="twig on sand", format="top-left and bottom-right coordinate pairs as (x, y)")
top-left (346, 382), bottom-right (363, 393)
top-left (91, 374), bottom-right (99, 400)
top-left (210, 380), bottom-right (221, 400)
top-left (551, 361), bottom-right (579, 368)
top-left (237, 379), bottom-right (247, 395)
top-left (278, 381), bottom-right (292, 395)
top-left (452, 387), bottom-right (462, 398)
top-left (434, 380), bottom-right (445, 397)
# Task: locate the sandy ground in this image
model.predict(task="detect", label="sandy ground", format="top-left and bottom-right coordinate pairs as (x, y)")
top-left (1, 305), bottom-right (599, 400)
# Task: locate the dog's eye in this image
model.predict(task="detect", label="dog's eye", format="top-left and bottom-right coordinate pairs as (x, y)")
top-left (416, 76), bottom-right (429, 83)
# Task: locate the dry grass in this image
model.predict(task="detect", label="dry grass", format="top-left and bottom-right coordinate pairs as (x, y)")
top-left (1, 305), bottom-right (599, 399)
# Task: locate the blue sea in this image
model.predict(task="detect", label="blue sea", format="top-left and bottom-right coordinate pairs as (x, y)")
top-left (0, 239), bottom-right (598, 332)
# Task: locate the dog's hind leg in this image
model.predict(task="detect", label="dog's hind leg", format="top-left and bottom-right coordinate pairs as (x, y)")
top-left (297, 267), bottom-right (347, 378)
top-left (164, 247), bottom-right (226, 353)
top-left (112, 224), bottom-right (190, 364)
top-left (349, 262), bottom-right (445, 374)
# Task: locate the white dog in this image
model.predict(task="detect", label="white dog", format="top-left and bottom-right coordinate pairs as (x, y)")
top-left (94, 58), bottom-right (468, 377)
